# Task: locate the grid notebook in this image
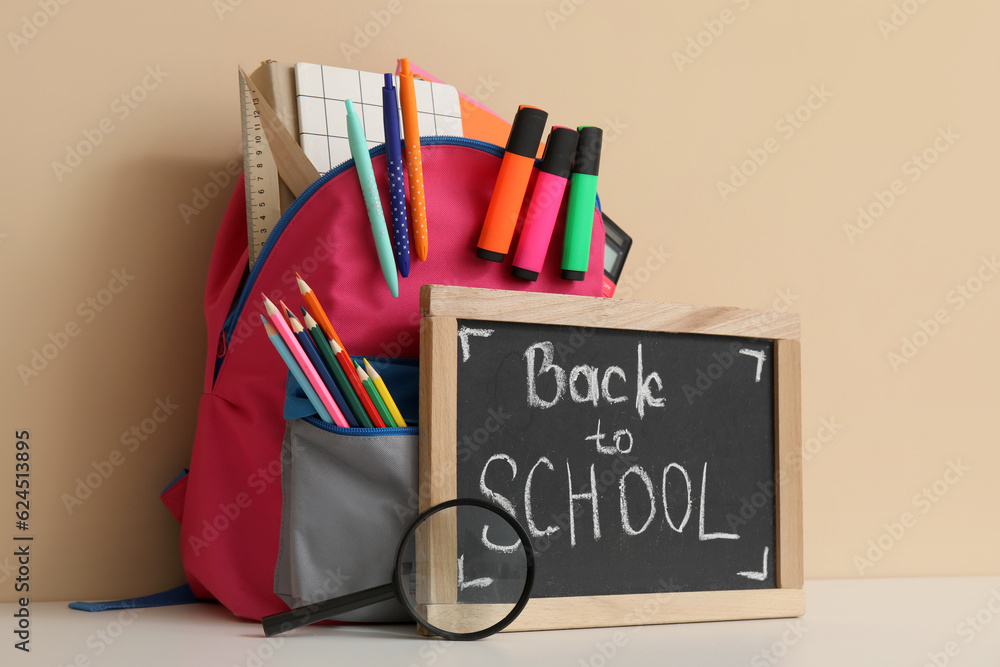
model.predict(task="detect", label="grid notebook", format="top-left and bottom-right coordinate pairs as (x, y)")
top-left (294, 63), bottom-right (463, 173)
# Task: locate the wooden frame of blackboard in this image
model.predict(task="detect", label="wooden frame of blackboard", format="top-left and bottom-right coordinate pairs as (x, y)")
top-left (418, 285), bottom-right (804, 631)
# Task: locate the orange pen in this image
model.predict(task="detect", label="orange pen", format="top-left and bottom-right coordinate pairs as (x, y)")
top-left (398, 58), bottom-right (428, 261)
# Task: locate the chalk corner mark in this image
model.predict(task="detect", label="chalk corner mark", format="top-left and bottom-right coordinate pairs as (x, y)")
top-left (738, 348), bottom-right (767, 383)
top-left (457, 326), bottom-right (495, 362)
top-left (737, 546), bottom-right (769, 581)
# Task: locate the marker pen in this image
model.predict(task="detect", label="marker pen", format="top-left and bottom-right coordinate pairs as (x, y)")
top-left (476, 105), bottom-right (548, 262)
top-left (561, 126), bottom-right (603, 280)
top-left (511, 126), bottom-right (579, 281)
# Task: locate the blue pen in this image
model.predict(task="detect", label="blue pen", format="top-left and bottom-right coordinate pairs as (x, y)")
top-left (382, 74), bottom-right (410, 277)
top-left (346, 98), bottom-right (399, 298)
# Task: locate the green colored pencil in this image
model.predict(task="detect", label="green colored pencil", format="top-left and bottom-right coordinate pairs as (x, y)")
top-left (302, 310), bottom-right (374, 428)
top-left (356, 363), bottom-right (395, 428)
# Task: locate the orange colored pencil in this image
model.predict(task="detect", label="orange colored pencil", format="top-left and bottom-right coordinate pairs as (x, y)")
top-left (278, 300), bottom-right (296, 326)
top-left (295, 274), bottom-right (344, 349)
top-left (329, 337), bottom-right (386, 428)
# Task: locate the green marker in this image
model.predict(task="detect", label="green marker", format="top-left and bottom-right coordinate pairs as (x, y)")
top-left (561, 126), bottom-right (603, 281)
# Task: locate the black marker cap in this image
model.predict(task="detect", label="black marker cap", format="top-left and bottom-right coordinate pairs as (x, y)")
top-left (506, 106), bottom-right (548, 158)
top-left (476, 248), bottom-right (506, 262)
top-left (511, 266), bottom-right (539, 281)
top-left (561, 269), bottom-right (586, 281)
top-left (572, 126), bottom-right (603, 176)
top-left (539, 127), bottom-right (579, 178)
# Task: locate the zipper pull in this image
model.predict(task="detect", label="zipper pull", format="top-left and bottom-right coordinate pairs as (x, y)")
top-left (217, 332), bottom-right (228, 358)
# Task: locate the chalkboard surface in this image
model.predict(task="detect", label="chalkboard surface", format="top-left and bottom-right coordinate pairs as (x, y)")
top-left (419, 285), bottom-right (804, 631)
top-left (455, 319), bottom-right (776, 598)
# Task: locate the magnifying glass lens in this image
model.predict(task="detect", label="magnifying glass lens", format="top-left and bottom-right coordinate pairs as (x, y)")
top-left (396, 502), bottom-right (532, 639)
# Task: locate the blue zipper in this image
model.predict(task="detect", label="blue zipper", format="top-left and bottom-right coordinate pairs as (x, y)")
top-left (215, 134), bottom-right (602, 383)
top-left (302, 414), bottom-right (418, 436)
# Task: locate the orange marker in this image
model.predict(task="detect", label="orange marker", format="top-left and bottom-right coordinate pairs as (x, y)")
top-left (398, 58), bottom-right (428, 261)
top-left (476, 105), bottom-right (548, 262)
top-left (295, 274), bottom-right (344, 349)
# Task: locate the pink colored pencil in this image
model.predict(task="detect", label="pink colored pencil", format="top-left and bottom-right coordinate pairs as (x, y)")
top-left (262, 294), bottom-right (349, 427)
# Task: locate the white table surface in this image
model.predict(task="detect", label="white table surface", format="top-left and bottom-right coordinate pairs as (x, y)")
top-left (4, 577), bottom-right (1000, 666)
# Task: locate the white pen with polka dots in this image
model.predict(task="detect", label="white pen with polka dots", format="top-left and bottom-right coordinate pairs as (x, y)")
top-left (345, 98), bottom-right (399, 298)
top-left (382, 73), bottom-right (410, 277)
top-left (398, 58), bottom-right (428, 261)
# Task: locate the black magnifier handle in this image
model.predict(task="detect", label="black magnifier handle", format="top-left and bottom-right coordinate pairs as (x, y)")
top-left (262, 582), bottom-right (395, 637)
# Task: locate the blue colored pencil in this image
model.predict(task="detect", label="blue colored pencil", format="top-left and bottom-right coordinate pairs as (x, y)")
top-left (286, 308), bottom-right (359, 428)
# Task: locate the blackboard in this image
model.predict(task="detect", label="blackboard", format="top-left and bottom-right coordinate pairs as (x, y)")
top-left (419, 286), bottom-right (803, 631)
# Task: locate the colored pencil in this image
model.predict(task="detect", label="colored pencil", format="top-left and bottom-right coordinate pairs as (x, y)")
top-left (303, 311), bottom-right (373, 428)
top-left (308, 302), bottom-right (377, 424)
top-left (330, 337), bottom-right (386, 427)
top-left (288, 310), bottom-right (358, 428)
top-left (364, 359), bottom-right (406, 427)
top-left (278, 299), bottom-right (296, 327)
top-left (262, 295), bottom-right (348, 427)
top-left (356, 363), bottom-right (395, 428)
top-left (295, 274), bottom-right (344, 349)
top-left (260, 315), bottom-right (333, 424)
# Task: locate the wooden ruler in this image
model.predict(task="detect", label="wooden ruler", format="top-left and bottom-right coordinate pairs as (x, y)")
top-left (239, 68), bottom-right (280, 268)
top-left (239, 65), bottom-right (321, 268)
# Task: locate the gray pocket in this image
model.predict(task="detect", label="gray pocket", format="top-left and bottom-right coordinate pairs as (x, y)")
top-left (274, 418), bottom-right (419, 622)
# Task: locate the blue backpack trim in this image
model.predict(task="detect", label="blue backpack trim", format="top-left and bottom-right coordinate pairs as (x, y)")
top-left (69, 583), bottom-right (199, 612)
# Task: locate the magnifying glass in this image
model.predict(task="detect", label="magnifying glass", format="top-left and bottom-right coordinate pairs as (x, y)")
top-left (262, 498), bottom-right (535, 640)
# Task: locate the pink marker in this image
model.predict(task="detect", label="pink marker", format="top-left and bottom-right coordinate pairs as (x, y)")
top-left (511, 126), bottom-right (580, 281)
top-left (262, 294), bottom-right (349, 427)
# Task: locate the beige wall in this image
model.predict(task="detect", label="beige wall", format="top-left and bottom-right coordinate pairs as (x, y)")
top-left (2, 0), bottom-right (997, 603)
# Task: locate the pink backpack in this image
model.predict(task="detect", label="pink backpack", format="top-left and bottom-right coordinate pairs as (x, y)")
top-left (159, 137), bottom-right (606, 620)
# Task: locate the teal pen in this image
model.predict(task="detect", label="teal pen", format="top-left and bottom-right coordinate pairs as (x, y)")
top-left (345, 99), bottom-right (399, 298)
top-left (260, 315), bottom-right (334, 423)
